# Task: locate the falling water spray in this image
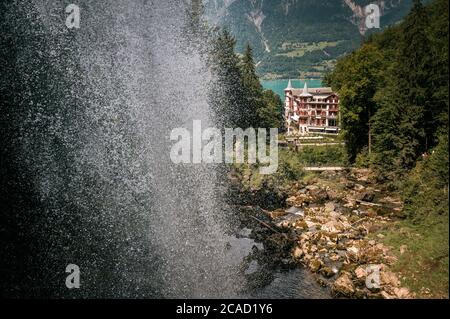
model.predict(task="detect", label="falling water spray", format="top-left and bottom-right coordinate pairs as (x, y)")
top-left (0, 0), bottom-right (243, 298)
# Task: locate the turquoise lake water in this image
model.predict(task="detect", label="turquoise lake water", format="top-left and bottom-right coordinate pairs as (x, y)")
top-left (260, 79), bottom-right (323, 98)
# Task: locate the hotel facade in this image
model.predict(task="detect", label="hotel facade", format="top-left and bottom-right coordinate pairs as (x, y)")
top-left (284, 80), bottom-right (340, 135)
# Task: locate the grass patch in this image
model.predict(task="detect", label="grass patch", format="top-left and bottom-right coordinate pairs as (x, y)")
top-left (296, 144), bottom-right (348, 167)
top-left (372, 136), bottom-right (449, 298)
top-left (377, 216), bottom-right (449, 298)
top-left (233, 143), bottom-right (347, 191)
top-left (233, 148), bottom-right (312, 190)
top-left (277, 41), bottom-right (340, 57)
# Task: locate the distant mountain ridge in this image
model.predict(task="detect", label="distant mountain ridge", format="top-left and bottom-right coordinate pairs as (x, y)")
top-left (204, 0), bottom-right (416, 79)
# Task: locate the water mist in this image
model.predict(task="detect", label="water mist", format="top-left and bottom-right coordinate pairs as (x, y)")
top-left (0, 0), bottom-right (243, 298)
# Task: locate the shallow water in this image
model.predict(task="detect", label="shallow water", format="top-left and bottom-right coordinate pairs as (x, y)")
top-left (252, 269), bottom-right (330, 299)
top-left (226, 229), bottom-right (330, 299)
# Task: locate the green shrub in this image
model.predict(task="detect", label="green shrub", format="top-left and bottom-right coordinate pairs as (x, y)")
top-left (297, 145), bottom-right (348, 166)
top-left (354, 147), bottom-right (374, 168)
top-left (380, 133), bottom-right (449, 298)
top-left (403, 134), bottom-right (449, 222)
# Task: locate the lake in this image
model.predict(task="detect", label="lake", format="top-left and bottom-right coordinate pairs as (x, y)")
top-left (261, 79), bottom-right (323, 98)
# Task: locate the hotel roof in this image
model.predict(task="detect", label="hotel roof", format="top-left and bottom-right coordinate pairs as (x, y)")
top-left (290, 87), bottom-right (334, 95)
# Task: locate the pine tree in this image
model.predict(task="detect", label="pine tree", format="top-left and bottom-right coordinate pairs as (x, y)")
top-left (240, 43), bottom-right (284, 129)
top-left (185, 0), bottom-right (209, 48)
top-left (328, 0), bottom-right (448, 176)
top-left (240, 44), bottom-right (264, 127)
top-left (426, 0), bottom-right (449, 142)
top-left (371, 0), bottom-right (435, 174)
top-left (259, 90), bottom-right (284, 129)
top-left (208, 30), bottom-right (246, 128)
top-left (397, 0), bottom-right (432, 150)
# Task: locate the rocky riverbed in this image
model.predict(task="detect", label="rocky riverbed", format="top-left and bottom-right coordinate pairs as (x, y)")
top-left (230, 168), bottom-right (414, 299)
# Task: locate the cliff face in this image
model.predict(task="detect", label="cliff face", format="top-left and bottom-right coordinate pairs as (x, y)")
top-left (204, 0), bottom-right (415, 78)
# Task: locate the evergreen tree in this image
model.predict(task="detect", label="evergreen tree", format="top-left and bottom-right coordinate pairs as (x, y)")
top-left (397, 0), bottom-right (433, 150)
top-left (208, 30), bottom-right (246, 128)
top-left (426, 0), bottom-right (449, 140)
top-left (185, 0), bottom-right (209, 49)
top-left (259, 90), bottom-right (284, 129)
top-left (240, 43), bottom-right (285, 129)
top-left (240, 44), bottom-right (264, 127)
top-left (371, 0), bottom-right (436, 174)
top-left (329, 0), bottom-right (448, 177)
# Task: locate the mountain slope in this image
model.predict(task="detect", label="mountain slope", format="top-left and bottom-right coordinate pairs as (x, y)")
top-left (205, 0), bottom-right (416, 79)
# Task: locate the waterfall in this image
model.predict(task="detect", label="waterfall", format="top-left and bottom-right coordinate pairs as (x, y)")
top-left (1, 0), bottom-right (241, 298)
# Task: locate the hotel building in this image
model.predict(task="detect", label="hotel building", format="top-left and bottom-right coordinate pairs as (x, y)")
top-left (284, 80), bottom-right (340, 134)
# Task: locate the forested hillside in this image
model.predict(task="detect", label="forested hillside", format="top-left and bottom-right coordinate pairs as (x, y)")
top-left (325, 0), bottom-right (448, 297)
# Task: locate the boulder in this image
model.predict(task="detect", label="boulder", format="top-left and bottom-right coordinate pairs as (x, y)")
top-left (333, 273), bottom-right (355, 297)
top-left (347, 246), bottom-right (360, 261)
top-left (380, 269), bottom-right (400, 287)
top-left (380, 291), bottom-right (394, 299)
top-left (292, 246), bottom-right (303, 259)
top-left (285, 206), bottom-right (302, 214)
top-left (321, 221), bottom-right (340, 234)
top-left (300, 233), bottom-right (310, 241)
top-left (309, 259), bottom-right (323, 272)
top-left (354, 267), bottom-right (367, 280)
top-left (324, 202), bottom-right (336, 213)
top-left (294, 220), bottom-right (308, 230)
top-left (393, 287), bottom-right (411, 299)
top-left (320, 266), bottom-right (335, 278)
top-left (329, 211), bottom-right (341, 219)
top-left (306, 185), bottom-right (319, 191)
top-left (326, 241), bottom-right (337, 249)
top-left (309, 188), bottom-right (329, 202)
top-left (286, 196), bottom-right (297, 206)
top-left (344, 181), bottom-right (355, 189)
top-left (327, 188), bottom-right (345, 201)
top-left (316, 278), bottom-right (328, 287)
top-left (352, 168), bottom-right (371, 182)
top-left (329, 253), bottom-right (341, 262)
top-left (267, 209), bottom-right (288, 219)
top-left (305, 220), bottom-right (318, 230)
top-left (296, 194), bottom-right (311, 205)
top-left (344, 195), bottom-right (357, 208)
top-left (354, 288), bottom-right (367, 299)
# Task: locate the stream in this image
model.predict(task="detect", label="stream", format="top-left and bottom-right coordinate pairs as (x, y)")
top-left (226, 227), bottom-right (330, 298)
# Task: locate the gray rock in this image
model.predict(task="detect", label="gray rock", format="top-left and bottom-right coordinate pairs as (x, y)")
top-left (285, 206), bottom-right (302, 214)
